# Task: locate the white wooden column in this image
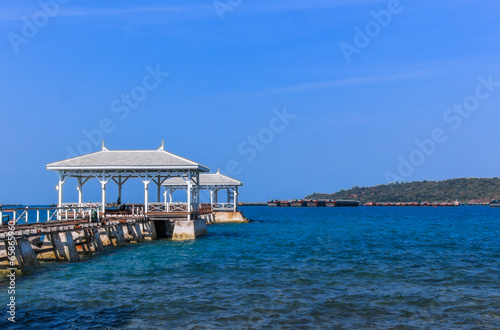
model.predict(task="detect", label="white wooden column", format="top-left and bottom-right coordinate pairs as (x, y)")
top-left (143, 178), bottom-right (150, 213)
top-left (99, 176), bottom-right (109, 214)
top-left (233, 186), bottom-right (239, 211)
top-left (187, 182), bottom-right (192, 213)
top-left (76, 178), bottom-right (83, 206)
top-left (56, 174), bottom-right (69, 208)
top-left (57, 178), bottom-right (64, 208)
top-left (76, 177), bottom-right (90, 206)
top-left (210, 190), bottom-right (214, 206)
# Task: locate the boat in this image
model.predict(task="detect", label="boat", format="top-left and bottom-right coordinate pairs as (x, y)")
top-left (489, 200), bottom-right (500, 208)
top-left (280, 200), bottom-right (291, 207)
top-left (306, 199), bottom-right (319, 207)
top-left (268, 199), bottom-right (280, 207)
top-left (291, 199), bottom-right (305, 207)
top-left (334, 200), bottom-right (360, 207)
top-left (325, 200), bottom-right (336, 207)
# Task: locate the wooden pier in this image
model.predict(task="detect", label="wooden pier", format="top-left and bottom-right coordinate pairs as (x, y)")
top-left (0, 203), bottom-right (247, 273)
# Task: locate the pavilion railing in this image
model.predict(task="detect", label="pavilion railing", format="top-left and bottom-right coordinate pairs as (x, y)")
top-left (212, 203), bottom-right (235, 211)
top-left (0, 205), bottom-right (99, 225)
top-left (168, 203), bottom-right (189, 213)
top-left (147, 203), bottom-right (168, 213)
top-left (147, 202), bottom-right (201, 213)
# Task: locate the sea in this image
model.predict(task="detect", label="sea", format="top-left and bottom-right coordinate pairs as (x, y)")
top-left (1, 206), bottom-right (499, 329)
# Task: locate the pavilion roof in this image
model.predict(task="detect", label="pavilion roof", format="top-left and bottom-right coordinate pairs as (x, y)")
top-left (46, 142), bottom-right (210, 172)
top-left (163, 170), bottom-right (243, 187)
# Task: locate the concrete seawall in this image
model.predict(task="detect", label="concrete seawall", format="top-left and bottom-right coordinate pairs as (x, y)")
top-left (203, 211), bottom-right (249, 224)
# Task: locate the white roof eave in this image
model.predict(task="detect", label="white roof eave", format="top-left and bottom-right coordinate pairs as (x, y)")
top-left (46, 165), bottom-right (210, 172)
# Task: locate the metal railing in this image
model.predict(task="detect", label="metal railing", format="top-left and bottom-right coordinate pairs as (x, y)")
top-left (0, 205), bottom-right (99, 225)
top-left (102, 204), bottom-right (145, 218)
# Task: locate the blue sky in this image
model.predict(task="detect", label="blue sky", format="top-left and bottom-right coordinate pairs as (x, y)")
top-left (1, 0), bottom-right (500, 204)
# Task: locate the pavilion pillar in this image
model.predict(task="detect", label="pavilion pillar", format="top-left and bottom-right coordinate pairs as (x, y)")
top-left (193, 185), bottom-right (199, 211)
top-left (157, 179), bottom-right (161, 203)
top-left (117, 183), bottom-right (123, 204)
top-left (210, 190), bottom-right (214, 206)
top-left (144, 182), bottom-right (149, 213)
top-left (77, 184), bottom-right (83, 206)
top-left (138, 174), bottom-right (151, 213)
top-left (57, 180), bottom-right (64, 208)
top-left (100, 181), bottom-right (107, 214)
top-left (187, 181), bottom-right (192, 213)
top-left (76, 177), bottom-right (89, 206)
top-left (233, 187), bottom-right (239, 211)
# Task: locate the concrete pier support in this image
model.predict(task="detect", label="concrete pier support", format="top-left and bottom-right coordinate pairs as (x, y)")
top-left (124, 223), bottom-right (144, 243)
top-left (213, 211), bottom-right (249, 223)
top-left (74, 230), bottom-right (92, 254)
top-left (17, 238), bottom-right (40, 270)
top-left (172, 219), bottom-right (207, 240)
top-left (1, 241), bottom-right (23, 268)
top-left (38, 232), bottom-right (79, 262)
top-left (37, 235), bottom-right (57, 260)
top-left (88, 228), bottom-right (104, 252)
top-left (52, 232), bottom-right (80, 262)
top-left (202, 213), bottom-right (216, 225)
top-left (139, 221), bottom-right (157, 241)
top-left (108, 225), bottom-right (126, 246)
top-left (1, 239), bottom-right (42, 271)
top-left (98, 227), bottom-right (112, 246)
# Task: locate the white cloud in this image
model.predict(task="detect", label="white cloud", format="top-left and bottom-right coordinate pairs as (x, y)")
top-left (252, 0), bottom-right (387, 12)
top-left (242, 71), bottom-right (431, 97)
top-left (0, 4), bottom-right (212, 22)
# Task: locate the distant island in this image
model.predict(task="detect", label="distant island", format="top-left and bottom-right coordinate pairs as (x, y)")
top-left (305, 178), bottom-right (500, 203)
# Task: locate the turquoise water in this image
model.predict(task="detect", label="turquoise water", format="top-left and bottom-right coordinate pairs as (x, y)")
top-left (2, 206), bottom-right (500, 328)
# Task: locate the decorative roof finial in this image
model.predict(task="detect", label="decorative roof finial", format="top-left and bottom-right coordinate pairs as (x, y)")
top-left (216, 168), bottom-right (220, 174)
top-left (158, 139), bottom-right (165, 151)
top-left (102, 140), bottom-right (109, 151)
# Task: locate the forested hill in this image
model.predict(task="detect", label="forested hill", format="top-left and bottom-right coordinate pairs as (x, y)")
top-left (305, 178), bottom-right (500, 203)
